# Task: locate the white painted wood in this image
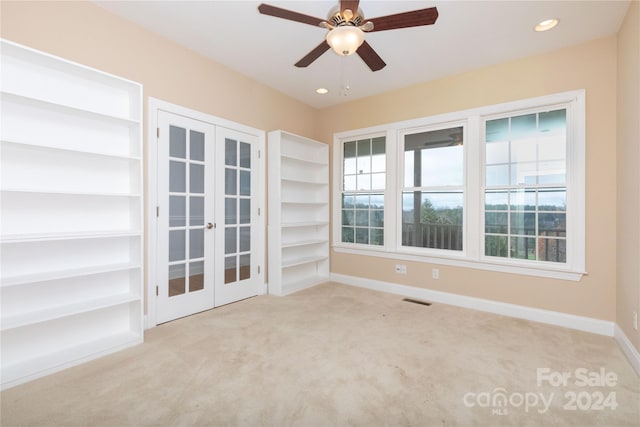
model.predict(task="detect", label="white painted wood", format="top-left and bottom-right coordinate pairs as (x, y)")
top-left (0, 39), bottom-right (143, 390)
top-left (268, 131), bottom-right (330, 296)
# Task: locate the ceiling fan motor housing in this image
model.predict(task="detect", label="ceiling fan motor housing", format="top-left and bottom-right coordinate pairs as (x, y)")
top-left (327, 5), bottom-right (364, 27)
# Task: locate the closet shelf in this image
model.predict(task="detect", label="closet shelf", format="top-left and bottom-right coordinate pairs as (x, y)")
top-left (1, 263), bottom-right (140, 288)
top-left (1, 293), bottom-right (140, 331)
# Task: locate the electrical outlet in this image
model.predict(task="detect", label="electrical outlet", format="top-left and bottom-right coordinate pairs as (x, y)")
top-left (432, 268), bottom-right (439, 279)
top-left (395, 264), bottom-right (407, 274)
top-left (634, 311), bottom-right (638, 331)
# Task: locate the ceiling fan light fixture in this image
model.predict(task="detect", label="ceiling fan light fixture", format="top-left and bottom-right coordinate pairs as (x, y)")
top-left (326, 25), bottom-right (365, 56)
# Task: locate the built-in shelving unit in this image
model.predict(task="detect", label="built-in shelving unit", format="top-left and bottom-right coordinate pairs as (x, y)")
top-left (0, 39), bottom-right (143, 389)
top-left (267, 131), bottom-right (329, 295)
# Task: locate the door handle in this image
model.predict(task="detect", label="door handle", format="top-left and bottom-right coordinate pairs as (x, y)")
top-left (207, 222), bottom-right (214, 230)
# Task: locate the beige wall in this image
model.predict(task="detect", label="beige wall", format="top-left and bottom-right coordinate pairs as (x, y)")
top-left (617, 0), bottom-right (640, 352)
top-left (319, 36), bottom-right (619, 321)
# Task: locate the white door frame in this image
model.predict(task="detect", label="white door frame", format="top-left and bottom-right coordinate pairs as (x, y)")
top-left (146, 98), bottom-right (266, 328)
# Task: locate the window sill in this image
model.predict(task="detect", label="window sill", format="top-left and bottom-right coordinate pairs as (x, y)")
top-left (332, 245), bottom-right (586, 281)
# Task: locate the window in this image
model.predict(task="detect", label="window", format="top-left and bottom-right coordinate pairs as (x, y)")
top-left (333, 90), bottom-right (585, 280)
top-left (484, 110), bottom-right (567, 263)
top-left (402, 125), bottom-right (464, 251)
top-left (341, 136), bottom-right (385, 245)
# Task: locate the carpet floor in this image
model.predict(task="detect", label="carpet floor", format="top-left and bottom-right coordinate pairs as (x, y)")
top-left (1, 282), bottom-right (639, 426)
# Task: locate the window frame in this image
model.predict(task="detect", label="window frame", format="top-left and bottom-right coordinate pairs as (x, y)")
top-left (334, 130), bottom-right (390, 249)
top-left (332, 90), bottom-right (585, 281)
top-left (397, 120), bottom-right (469, 258)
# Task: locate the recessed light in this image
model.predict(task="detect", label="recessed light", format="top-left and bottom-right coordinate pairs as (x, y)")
top-left (535, 18), bottom-right (559, 32)
top-left (316, 88), bottom-right (329, 95)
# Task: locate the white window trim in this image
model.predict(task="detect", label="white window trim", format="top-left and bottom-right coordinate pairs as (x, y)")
top-left (332, 90), bottom-right (586, 281)
top-left (397, 119), bottom-right (469, 258)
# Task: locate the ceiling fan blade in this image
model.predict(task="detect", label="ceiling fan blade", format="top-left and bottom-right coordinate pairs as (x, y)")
top-left (340, 0), bottom-right (360, 17)
top-left (367, 7), bottom-right (439, 32)
top-left (357, 41), bottom-right (386, 72)
top-left (295, 41), bottom-right (331, 68)
top-left (258, 3), bottom-right (326, 27)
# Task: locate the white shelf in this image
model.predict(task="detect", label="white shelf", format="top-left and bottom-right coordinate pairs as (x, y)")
top-left (1, 230), bottom-right (141, 244)
top-left (1, 91), bottom-right (139, 125)
top-left (282, 239), bottom-right (328, 249)
top-left (1, 188), bottom-right (141, 198)
top-left (281, 177), bottom-right (327, 186)
top-left (281, 221), bottom-right (329, 228)
top-left (282, 255), bottom-right (329, 269)
top-left (1, 262), bottom-right (140, 287)
top-left (281, 153), bottom-right (327, 166)
top-left (0, 39), bottom-right (143, 389)
top-left (268, 130), bottom-right (329, 296)
top-left (0, 139), bottom-right (141, 161)
top-left (1, 293), bottom-right (139, 331)
top-left (281, 200), bottom-right (329, 206)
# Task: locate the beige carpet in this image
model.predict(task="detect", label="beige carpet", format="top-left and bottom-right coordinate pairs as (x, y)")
top-left (1, 282), bottom-right (639, 426)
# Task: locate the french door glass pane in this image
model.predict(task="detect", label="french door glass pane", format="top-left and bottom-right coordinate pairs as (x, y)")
top-left (170, 126), bottom-right (186, 158)
top-left (169, 230), bottom-right (185, 262)
top-left (169, 161), bottom-right (186, 192)
top-left (190, 164), bottom-right (204, 193)
top-left (189, 261), bottom-right (204, 292)
top-left (169, 264), bottom-right (186, 296)
top-left (225, 138), bottom-right (237, 166)
top-left (225, 198), bottom-right (237, 224)
top-left (169, 196), bottom-right (185, 227)
top-left (240, 142), bottom-right (251, 168)
top-left (190, 196), bottom-right (204, 226)
top-left (190, 130), bottom-right (205, 161)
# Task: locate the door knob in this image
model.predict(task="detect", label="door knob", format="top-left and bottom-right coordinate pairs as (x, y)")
top-left (207, 222), bottom-right (214, 229)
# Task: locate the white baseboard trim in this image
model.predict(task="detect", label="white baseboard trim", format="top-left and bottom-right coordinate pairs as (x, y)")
top-left (614, 324), bottom-right (640, 376)
top-left (330, 273), bottom-right (615, 337)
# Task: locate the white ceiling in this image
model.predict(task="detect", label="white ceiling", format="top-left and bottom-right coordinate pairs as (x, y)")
top-left (94, 0), bottom-right (630, 109)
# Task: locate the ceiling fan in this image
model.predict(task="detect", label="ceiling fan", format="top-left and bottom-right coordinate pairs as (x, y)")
top-left (258, 1), bottom-right (439, 72)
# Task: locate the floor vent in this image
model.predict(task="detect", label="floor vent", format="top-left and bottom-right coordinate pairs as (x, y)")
top-left (403, 298), bottom-right (432, 306)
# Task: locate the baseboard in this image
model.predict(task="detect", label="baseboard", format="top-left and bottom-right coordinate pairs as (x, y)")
top-left (330, 273), bottom-right (615, 336)
top-left (614, 324), bottom-right (640, 376)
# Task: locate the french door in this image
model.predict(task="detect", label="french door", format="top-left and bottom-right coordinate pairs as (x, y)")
top-left (215, 127), bottom-right (264, 306)
top-left (155, 110), bottom-right (264, 324)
